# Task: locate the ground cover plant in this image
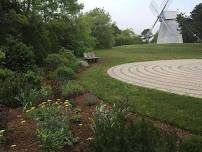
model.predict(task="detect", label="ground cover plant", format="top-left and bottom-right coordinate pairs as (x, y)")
top-left (79, 44), bottom-right (202, 135)
top-left (27, 100), bottom-right (77, 152)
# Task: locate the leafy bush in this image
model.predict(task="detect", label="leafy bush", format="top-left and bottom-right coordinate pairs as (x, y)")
top-left (49, 66), bottom-right (76, 81)
top-left (23, 70), bottom-right (42, 89)
top-left (62, 81), bottom-right (85, 98)
top-left (16, 88), bottom-right (39, 110)
top-left (0, 68), bottom-right (15, 80)
top-left (45, 53), bottom-right (69, 72)
top-left (84, 93), bottom-right (97, 106)
top-left (180, 136), bottom-right (202, 152)
top-left (0, 76), bottom-right (23, 107)
top-left (27, 103), bottom-right (77, 151)
top-left (5, 40), bottom-right (35, 71)
top-left (90, 102), bottom-right (178, 152)
top-left (0, 50), bottom-right (5, 65)
top-left (0, 71), bottom-right (42, 107)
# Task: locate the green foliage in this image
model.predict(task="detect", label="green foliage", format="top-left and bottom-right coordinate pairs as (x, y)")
top-left (50, 66), bottom-right (76, 81)
top-left (62, 81), bottom-right (85, 97)
top-left (22, 15), bottom-right (51, 65)
top-left (180, 136), bottom-right (202, 152)
top-left (191, 3), bottom-right (202, 40)
top-left (16, 88), bottom-right (39, 110)
top-left (0, 68), bottom-right (15, 80)
top-left (87, 8), bottom-right (114, 49)
top-left (0, 50), bottom-right (5, 64)
top-left (177, 13), bottom-right (197, 43)
top-left (28, 104), bottom-right (77, 151)
top-left (90, 102), bottom-right (178, 152)
top-left (23, 70), bottom-right (42, 89)
top-left (115, 29), bottom-right (142, 46)
top-left (84, 93), bottom-right (97, 106)
top-left (45, 53), bottom-right (69, 71)
top-left (39, 86), bottom-right (53, 101)
top-left (5, 40), bottom-right (35, 71)
top-left (0, 70), bottom-right (42, 107)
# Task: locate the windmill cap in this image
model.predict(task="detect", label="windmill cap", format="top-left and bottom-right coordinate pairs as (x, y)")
top-left (163, 11), bottom-right (177, 20)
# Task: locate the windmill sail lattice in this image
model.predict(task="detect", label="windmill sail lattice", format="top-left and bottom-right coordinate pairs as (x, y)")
top-left (149, 0), bottom-right (183, 44)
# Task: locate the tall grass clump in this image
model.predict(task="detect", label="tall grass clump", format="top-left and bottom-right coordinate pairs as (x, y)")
top-left (90, 101), bottom-right (178, 152)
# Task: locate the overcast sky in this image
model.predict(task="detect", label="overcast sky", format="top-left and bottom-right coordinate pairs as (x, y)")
top-left (78, 0), bottom-right (202, 34)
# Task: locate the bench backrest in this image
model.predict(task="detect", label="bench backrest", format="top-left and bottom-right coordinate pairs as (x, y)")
top-left (84, 52), bottom-right (97, 59)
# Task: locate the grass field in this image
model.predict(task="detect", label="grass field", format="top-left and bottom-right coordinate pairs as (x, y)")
top-left (79, 44), bottom-right (202, 135)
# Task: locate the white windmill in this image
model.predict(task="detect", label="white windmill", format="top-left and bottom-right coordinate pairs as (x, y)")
top-left (148, 0), bottom-right (183, 44)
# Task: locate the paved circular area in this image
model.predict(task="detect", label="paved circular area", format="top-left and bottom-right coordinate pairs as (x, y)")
top-left (107, 59), bottom-right (202, 98)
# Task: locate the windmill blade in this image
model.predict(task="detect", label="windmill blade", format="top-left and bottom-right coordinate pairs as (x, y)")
top-left (151, 16), bottom-right (160, 30)
top-left (161, 18), bottom-right (172, 33)
top-left (160, 0), bottom-right (174, 11)
top-left (149, 0), bottom-right (161, 16)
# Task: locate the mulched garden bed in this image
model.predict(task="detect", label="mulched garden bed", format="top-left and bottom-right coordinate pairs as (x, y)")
top-left (1, 93), bottom-right (192, 152)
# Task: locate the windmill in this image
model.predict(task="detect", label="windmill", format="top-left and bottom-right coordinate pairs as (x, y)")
top-left (148, 0), bottom-right (183, 44)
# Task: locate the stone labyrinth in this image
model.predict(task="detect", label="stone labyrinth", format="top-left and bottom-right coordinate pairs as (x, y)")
top-left (107, 59), bottom-right (202, 98)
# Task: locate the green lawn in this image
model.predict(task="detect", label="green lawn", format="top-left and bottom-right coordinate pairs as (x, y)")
top-left (79, 44), bottom-right (202, 135)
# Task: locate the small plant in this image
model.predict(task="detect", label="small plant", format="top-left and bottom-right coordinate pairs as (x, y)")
top-left (62, 81), bottom-right (85, 97)
top-left (27, 102), bottom-right (78, 152)
top-left (84, 93), bottom-right (97, 106)
top-left (90, 102), bottom-right (178, 152)
top-left (23, 70), bottom-right (42, 89)
top-left (39, 85), bottom-right (52, 101)
top-left (71, 108), bottom-right (81, 123)
top-left (16, 88), bottom-right (39, 110)
top-left (50, 66), bottom-right (76, 81)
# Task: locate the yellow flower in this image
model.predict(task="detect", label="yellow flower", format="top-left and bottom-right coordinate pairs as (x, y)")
top-left (31, 107), bottom-right (36, 110)
top-left (56, 99), bottom-right (61, 102)
top-left (0, 130), bottom-right (5, 134)
top-left (47, 99), bottom-right (52, 102)
top-left (21, 120), bottom-right (26, 124)
top-left (26, 109), bottom-right (31, 113)
top-left (10, 144), bottom-right (17, 148)
top-left (64, 104), bottom-right (69, 107)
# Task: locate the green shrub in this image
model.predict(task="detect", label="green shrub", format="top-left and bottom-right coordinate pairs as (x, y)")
top-left (90, 102), bottom-right (178, 152)
top-left (0, 71), bottom-right (42, 107)
top-left (62, 81), bottom-right (84, 98)
top-left (49, 66), bottom-right (76, 81)
top-left (180, 136), bottom-right (202, 152)
top-left (5, 40), bottom-right (35, 71)
top-left (0, 76), bottom-right (23, 107)
top-left (45, 53), bottom-right (69, 72)
top-left (28, 104), bottom-right (77, 151)
top-left (23, 70), bottom-right (42, 89)
top-left (0, 68), bottom-right (15, 80)
top-left (0, 50), bottom-right (5, 65)
top-left (16, 88), bottom-right (39, 110)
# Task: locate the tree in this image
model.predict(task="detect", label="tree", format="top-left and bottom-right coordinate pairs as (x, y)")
top-left (115, 28), bottom-right (142, 46)
top-left (177, 13), bottom-right (197, 43)
top-left (19, 0), bottom-right (83, 22)
top-left (86, 8), bottom-right (114, 49)
top-left (151, 32), bottom-right (158, 43)
top-left (191, 3), bottom-right (202, 40)
top-left (141, 29), bottom-right (152, 43)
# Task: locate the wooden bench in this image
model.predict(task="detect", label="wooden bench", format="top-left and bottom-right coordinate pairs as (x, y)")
top-left (83, 52), bottom-right (100, 62)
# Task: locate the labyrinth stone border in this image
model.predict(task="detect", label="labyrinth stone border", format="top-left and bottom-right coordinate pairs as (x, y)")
top-left (107, 59), bottom-right (202, 99)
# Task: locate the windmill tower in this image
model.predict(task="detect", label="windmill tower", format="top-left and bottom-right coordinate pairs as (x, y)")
top-left (148, 0), bottom-right (183, 44)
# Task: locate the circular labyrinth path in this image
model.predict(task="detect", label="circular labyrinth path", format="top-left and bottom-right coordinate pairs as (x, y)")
top-left (107, 59), bottom-right (202, 98)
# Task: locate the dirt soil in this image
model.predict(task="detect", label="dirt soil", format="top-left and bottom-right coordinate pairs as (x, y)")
top-left (1, 93), bottom-right (191, 152)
